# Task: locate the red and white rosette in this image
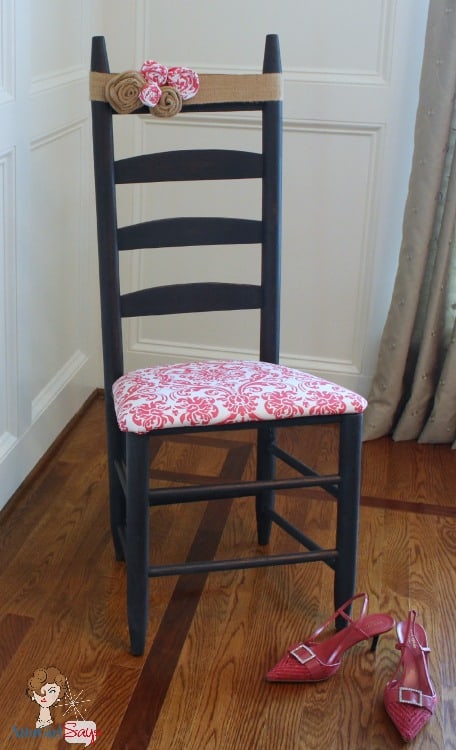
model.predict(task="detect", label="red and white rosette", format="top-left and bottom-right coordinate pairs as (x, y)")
top-left (138, 81), bottom-right (162, 107)
top-left (140, 60), bottom-right (168, 86)
top-left (166, 66), bottom-right (200, 101)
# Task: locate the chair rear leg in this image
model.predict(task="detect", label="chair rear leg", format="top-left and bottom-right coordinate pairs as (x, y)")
top-left (126, 432), bottom-right (150, 656)
top-left (255, 425), bottom-right (276, 545)
top-left (334, 413), bottom-right (363, 630)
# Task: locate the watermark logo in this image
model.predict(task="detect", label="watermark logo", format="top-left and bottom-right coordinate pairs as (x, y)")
top-left (63, 721), bottom-right (98, 747)
top-left (14, 665), bottom-right (100, 745)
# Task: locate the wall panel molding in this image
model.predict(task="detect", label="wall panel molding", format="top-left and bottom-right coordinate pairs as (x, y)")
top-left (0, 0), bottom-right (14, 103)
top-left (125, 333), bottom-right (368, 393)
top-left (128, 118), bottom-right (383, 394)
top-left (143, 0), bottom-right (396, 86)
top-left (30, 0), bottom-right (90, 95)
top-left (128, 331), bottom-right (364, 375)
top-left (30, 116), bottom-right (86, 151)
top-left (284, 0), bottom-right (395, 85)
top-left (143, 112), bottom-right (263, 132)
top-left (31, 67), bottom-right (87, 96)
top-left (282, 119), bottom-right (384, 374)
top-left (28, 117), bottom-right (91, 413)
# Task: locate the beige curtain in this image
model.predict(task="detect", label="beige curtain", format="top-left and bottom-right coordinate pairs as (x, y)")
top-left (363, 0), bottom-right (456, 447)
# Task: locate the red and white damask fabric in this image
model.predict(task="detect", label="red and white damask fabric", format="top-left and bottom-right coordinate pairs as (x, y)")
top-left (112, 360), bottom-right (367, 434)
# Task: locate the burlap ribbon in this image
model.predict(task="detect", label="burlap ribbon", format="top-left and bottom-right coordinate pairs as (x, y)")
top-left (90, 71), bottom-right (283, 115)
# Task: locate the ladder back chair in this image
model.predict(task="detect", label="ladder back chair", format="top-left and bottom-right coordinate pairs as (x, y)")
top-left (90, 34), bottom-right (367, 655)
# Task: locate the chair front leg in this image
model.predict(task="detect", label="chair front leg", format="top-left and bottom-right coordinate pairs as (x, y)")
top-left (334, 413), bottom-right (363, 630)
top-left (126, 432), bottom-right (150, 656)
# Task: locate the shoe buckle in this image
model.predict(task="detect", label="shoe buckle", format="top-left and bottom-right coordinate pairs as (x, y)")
top-left (399, 687), bottom-right (423, 707)
top-left (290, 644), bottom-right (316, 665)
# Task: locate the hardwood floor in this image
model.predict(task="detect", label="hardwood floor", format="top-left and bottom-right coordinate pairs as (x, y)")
top-left (1, 393), bottom-right (455, 749)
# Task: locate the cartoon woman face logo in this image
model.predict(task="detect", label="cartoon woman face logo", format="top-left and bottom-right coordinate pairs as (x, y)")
top-left (26, 667), bottom-right (67, 729)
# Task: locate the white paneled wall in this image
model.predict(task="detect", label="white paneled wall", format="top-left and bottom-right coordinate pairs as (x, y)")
top-left (0, 0), bottom-right (429, 511)
top-left (103, 0), bottom-right (429, 395)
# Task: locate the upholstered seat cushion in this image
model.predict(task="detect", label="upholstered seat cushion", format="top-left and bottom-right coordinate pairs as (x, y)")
top-left (112, 360), bottom-right (367, 434)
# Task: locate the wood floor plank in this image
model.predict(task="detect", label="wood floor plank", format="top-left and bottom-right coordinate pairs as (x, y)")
top-left (0, 613), bottom-right (34, 675)
top-left (0, 395), bottom-right (454, 749)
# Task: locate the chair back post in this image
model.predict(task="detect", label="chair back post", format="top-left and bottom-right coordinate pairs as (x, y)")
top-left (260, 34), bottom-right (282, 364)
top-left (91, 36), bottom-right (124, 392)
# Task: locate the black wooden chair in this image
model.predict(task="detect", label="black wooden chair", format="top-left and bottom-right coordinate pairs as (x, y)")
top-left (90, 34), bottom-right (367, 655)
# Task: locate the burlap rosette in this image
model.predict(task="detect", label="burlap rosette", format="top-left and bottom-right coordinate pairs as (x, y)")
top-left (105, 71), bottom-right (145, 114)
top-left (153, 86), bottom-right (183, 117)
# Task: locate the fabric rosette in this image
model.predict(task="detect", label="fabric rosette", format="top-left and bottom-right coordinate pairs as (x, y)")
top-left (139, 81), bottom-right (162, 108)
top-left (140, 60), bottom-right (168, 86)
top-left (105, 71), bottom-right (145, 114)
top-left (167, 66), bottom-right (200, 101)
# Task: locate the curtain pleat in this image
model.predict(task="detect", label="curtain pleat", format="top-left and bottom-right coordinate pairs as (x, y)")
top-left (363, 0), bottom-right (456, 446)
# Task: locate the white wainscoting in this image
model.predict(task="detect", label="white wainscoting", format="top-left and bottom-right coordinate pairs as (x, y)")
top-left (0, 0), bottom-right (101, 511)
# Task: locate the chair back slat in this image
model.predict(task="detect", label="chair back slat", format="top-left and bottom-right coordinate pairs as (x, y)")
top-left (115, 150), bottom-right (262, 184)
top-left (117, 218), bottom-right (262, 251)
top-left (120, 282), bottom-right (262, 317)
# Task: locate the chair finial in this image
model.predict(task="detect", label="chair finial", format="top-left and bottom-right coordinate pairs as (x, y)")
top-left (263, 34), bottom-right (281, 74)
top-left (91, 35), bottom-right (110, 74)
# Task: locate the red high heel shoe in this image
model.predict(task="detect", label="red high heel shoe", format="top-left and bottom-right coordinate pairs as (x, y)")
top-left (266, 592), bottom-right (394, 683)
top-left (384, 610), bottom-right (437, 742)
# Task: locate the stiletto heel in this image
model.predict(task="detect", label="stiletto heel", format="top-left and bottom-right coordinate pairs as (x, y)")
top-left (384, 610), bottom-right (437, 742)
top-left (371, 633), bottom-right (380, 652)
top-left (266, 592), bottom-right (395, 683)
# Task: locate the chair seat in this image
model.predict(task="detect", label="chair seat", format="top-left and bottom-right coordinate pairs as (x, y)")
top-left (113, 360), bottom-right (367, 434)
